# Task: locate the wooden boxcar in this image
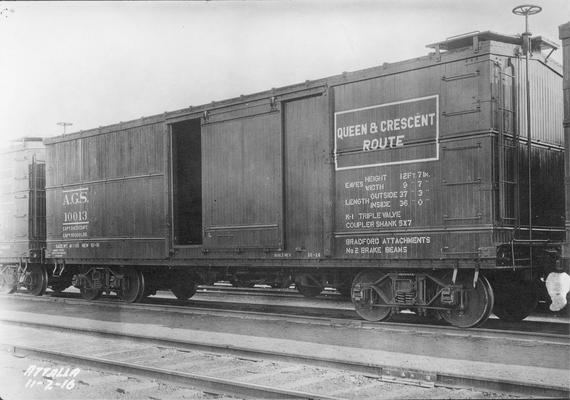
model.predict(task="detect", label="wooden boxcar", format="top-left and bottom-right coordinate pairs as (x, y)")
top-left (0, 138), bottom-right (47, 295)
top-left (40, 31), bottom-right (564, 327)
top-left (550, 22), bottom-right (570, 312)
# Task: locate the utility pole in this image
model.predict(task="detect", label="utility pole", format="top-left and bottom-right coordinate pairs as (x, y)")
top-left (56, 122), bottom-right (73, 135)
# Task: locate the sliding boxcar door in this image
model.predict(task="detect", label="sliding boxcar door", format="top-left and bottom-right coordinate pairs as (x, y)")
top-left (202, 111), bottom-right (283, 250)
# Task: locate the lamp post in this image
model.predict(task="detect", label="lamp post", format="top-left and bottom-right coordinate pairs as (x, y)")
top-left (56, 122), bottom-right (73, 135)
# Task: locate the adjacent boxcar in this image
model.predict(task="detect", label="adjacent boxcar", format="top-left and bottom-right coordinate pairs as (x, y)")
top-left (549, 22), bottom-right (570, 312)
top-left (41, 31), bottom-right (564, 327)
top-left (0, 138), bottom-right (47, 295)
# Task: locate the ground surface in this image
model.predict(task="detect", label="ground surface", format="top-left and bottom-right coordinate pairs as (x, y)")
top-left (0, 291), bottom-right (567, 399)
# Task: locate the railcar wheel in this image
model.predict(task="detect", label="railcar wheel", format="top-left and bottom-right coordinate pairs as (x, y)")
top-left (80, 288), bottom-right (102, 301)
top-left (493, 281), bottom-right (537, 322)
top-left (23, 265), bottom-right (48, 296)
top-left (0, 267), bottom-right (18, 294)
top-left (171, 282), bottom-right (196, 300)
top-left (118, 268), bottom-right (145, 303)
top-left (294, 274), bottom-right (323, 298)
top-left (351, 271), bottom-right (392, 322)
top-left (480, 276), bottom-right (495, 322)
top-left (440, 276), bottom-right (494, 328)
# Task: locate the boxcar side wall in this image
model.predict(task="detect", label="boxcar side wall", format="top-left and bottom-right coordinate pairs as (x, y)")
top-left (333, 54), bottom-right (496, 262)
top-left (44, 37), bottom-right (564, 270)
top-left (45, 123), bottom-right (168, 260)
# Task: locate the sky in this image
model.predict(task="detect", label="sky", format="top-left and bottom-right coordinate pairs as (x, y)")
top-left (0, 0), bottom-right (568, 147)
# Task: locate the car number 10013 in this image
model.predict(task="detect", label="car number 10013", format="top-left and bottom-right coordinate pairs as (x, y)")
top-left (64, 211), bottom-right (88, 223)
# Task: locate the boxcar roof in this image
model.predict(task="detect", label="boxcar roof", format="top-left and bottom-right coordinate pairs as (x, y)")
top-left (426, 30), bottom-right (558, 52)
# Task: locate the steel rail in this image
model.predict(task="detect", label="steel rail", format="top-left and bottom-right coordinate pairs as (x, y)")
top-left (0, 341), bottom-right (341, 400)
top-left (197, 285), bottom-right (342, 298)
top-left (1, 318), bottom-right (568, 399)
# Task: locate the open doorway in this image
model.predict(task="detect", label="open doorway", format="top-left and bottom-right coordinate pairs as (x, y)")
top-left (171, 119), bottom-right (202, 245)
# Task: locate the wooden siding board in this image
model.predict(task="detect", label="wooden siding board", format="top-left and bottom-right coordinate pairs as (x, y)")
top-left (515, 143), bottom-right (565, 234)
top-left (440, 60), bottom-right (486, 136)
top-left (284, 95), bottom-right (330, 254)
top-left (440, 138), bottom-right (494, 226)
top-left (516, 59), bottom-right (564, 147)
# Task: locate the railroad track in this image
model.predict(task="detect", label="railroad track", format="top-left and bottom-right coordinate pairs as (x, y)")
top-left (3, 291), bottom-right (569, 351)
top-left (0, 292), bottom-right (568, 398)
top-left (0, 322), bottom-right (345, 399)
top-left (194, 286), bottom-right (570, 333)
top-left (198, 284), bottom-right (570, 318)
top-left (1, 318), bottom-right (567, 399)
top-left (10, 287), bottom-right (568, 336)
